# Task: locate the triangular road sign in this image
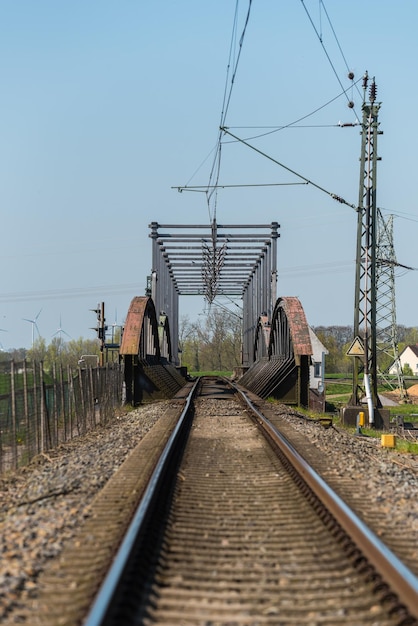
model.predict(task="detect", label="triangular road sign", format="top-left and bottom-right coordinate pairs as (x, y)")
top-left (346, 336), bottom-right (365, 357)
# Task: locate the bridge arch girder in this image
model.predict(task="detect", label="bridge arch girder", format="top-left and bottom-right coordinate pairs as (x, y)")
top-left (158, 313), bottom-right (172, 362)
top-left (120, 296), bottom-right (161, 361)
top-left (239, 296), bottom-right (312, 407)
top-left (269, 297), bottom-right (312, 364)
top-left (253, 314), bottom-right (271, 362)
top-left (120, 296), bottom-right (186, 405)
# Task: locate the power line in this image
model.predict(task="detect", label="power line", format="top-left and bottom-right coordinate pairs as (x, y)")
top-left (381, 209), bottom-right (418, 224)
top-left (0, 283), bottom-right (142, 303)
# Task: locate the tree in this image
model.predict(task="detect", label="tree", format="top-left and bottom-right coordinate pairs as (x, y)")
top-left (180, 307), bottom-right (242, 373)
top-left (403, 363), bottom-right (414, 377)
top-left (0, 350), bottom-right (11, 364)
top-left (397, 327), bottom-right (418, 358)
top-left (314, 328), bottom-right (352, 374)
top-left (179, 316), bottom-right (200, 371)
top-left (27, 337), bottom-right (47, 363)
top-left (397, 325), bottom-right (418, 344)
top-left (64, 337), bottom-right (100, 366)
top-left (24, 336), bottom-right (101, 371)
top-left (313, 325), bottom-right (352, 349)
top-left (47, 336), bottom-right (68, 366)
top-left (8, 348), bottom-right (27, 362)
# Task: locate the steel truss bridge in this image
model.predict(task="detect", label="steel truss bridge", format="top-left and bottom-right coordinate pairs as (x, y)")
top-left (119, 220), bottom-right (317, 408)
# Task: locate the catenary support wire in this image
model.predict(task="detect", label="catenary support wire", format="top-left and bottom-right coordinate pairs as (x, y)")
top-left (220, 126), bottom-right (357, 210)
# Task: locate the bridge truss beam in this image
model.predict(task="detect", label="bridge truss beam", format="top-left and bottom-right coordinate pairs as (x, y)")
top-left (148, 221), bottom-right (279, 366)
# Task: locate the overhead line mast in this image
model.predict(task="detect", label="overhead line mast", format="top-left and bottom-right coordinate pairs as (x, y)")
top-left (350, 73), bottom-right (381, 419)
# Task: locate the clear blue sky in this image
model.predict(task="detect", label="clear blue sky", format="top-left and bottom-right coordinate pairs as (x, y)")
top-left (0, 1), bottom-right (417, 350)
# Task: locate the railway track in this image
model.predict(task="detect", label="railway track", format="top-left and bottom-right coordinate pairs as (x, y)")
top-left (32, 377), bottom-right (418, 625)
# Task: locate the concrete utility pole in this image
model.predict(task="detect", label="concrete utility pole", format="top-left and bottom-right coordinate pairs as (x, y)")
top-left (350, 74), bottom-right (382, 424)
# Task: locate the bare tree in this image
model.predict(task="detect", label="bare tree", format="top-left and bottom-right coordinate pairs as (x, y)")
top-left (180, 308), bottom-right (242, 372)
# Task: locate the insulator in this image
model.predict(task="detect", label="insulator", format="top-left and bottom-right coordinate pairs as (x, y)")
top-left (347, 101), bottom-right (354, 109)
top-left (348, 71), bottom-right (355, 80)
top-left (369, 82), bottom-right (377, 103)
top-left (362, 72), bottom-right (368, 89)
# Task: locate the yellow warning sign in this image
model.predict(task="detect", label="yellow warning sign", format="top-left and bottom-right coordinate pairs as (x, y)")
top-left (346, 336), bottom-right (365, 357)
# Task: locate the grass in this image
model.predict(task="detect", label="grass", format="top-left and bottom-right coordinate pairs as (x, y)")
top-left (388, 403), bottom-right (418, 418)
top-left (285, 404), bottom-right (418, 455)
top-left (326, 382), bottom-right (352, 396)
top-left (325, 380), bottom-right (418, 422)
top-left (347, 426), bottom-right (418, 454)
top-left (394, 439), bottom-right (418, 454)
top-left (326, 395), bottom-right (351, 405)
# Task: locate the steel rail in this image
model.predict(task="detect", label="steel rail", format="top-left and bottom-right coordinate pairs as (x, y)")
top-left (236, 386), bottom-right (418, 620)
top-left (83, 377), bottom-right (200, 626)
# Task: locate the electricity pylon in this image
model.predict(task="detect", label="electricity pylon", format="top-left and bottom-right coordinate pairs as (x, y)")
top-left (376, 212), bottom-right (409, 402)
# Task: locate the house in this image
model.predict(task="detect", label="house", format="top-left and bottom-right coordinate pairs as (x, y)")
top-left (308, 327), bottom-right (328, 411)
top-left (388, 345), bottom-right (418, 376)
top-left (309, 327), bottom-right (328, 391)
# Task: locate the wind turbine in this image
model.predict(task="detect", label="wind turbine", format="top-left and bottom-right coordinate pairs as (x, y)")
top-left (52, 315), bottom-right (71, 355)
top-left (110, 309), bottom-right (124, 345)
top-left (111, 308), bottom-right (118, 338)
top-left (52, 315), bottom-right (71, 342)
top-left (0, 327), bottom-right (7, 351)
top-left (22, 309), bottom-right (42, 347)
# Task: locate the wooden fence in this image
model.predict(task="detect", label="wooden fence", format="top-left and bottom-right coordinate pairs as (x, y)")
top-left (0, 360), bottom-right (124, 474)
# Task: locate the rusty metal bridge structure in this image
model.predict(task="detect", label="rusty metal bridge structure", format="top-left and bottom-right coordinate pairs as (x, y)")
top-left (119, 220), bottom-right (316, 408)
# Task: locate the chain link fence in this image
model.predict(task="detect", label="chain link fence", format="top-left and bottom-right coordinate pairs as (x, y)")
top-left (0, 360), bottom-right (124, 474)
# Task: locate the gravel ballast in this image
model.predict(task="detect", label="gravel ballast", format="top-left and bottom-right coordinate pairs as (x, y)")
top-left (0, 400), bottom-right (417, 624)
top-left (0, 403), bottom-right (163, 623)
top-left (268, 403), bottom-right (418, 574)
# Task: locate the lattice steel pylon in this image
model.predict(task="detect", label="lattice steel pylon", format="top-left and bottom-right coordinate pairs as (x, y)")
top-left (376, 212), bottom-right (409, 402)
top-left (351, 74), bottom-right (381, 411)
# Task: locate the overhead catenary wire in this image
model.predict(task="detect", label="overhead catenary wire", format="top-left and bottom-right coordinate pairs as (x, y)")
top-left (221, 126), bottom-right (357, 210)
top-left (225, 124), bottom-right (358, 129)
top-left (206, 0), bottom-right (254, 221)
top-left (174, 182), bottom-right (307, 192)
top-left (175, 79), bottom-right (363, 194)
top-left (180, 3), bottom-right (384, 227)
top-left (176, 79), bottom-right (364, 195)
top-left (181, 2), bottom-right (364, 210)
top-left (221, 79), bottom-right (362, 143)
top-left (319, 1), bottom-right (355, 82)
top-left (300, 0), bottom-right (361, 118)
